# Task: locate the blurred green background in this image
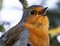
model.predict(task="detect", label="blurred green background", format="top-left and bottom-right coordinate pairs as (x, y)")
top-left (0, 0), bottom-right (60, 46)
top-left (47, 1), bottom-right (60, 46)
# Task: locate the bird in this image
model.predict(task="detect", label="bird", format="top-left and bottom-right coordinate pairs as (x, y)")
top-left (0, 5), bottom-right (49, 46)
top-left (24, 5), bottom-right (49, 46)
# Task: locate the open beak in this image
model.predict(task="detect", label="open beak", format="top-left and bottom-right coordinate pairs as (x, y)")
top-left (43, 7), bottom-right (48, 12)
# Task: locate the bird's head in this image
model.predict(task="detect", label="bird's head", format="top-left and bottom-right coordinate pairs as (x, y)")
top-left (24, 5), bottom-right (49, 29)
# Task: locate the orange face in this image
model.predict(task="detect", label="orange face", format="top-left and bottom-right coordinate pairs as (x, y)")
top-left (24, 6), bottom-right (49, 30)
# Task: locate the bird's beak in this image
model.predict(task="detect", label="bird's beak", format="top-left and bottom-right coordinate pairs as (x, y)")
top-left (43, 7), bottom-right (48, 12)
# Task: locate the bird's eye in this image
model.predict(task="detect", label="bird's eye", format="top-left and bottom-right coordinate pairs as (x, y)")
top-left (30, 10), bottom-right (35, 15)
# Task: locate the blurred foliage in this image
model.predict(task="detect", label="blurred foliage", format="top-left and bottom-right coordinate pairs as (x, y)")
top-left (0, 25), bottom-right (4, 32)
top-left (47, 1), bottom-right (60, 46)
top-left (50, 35), bottom-right (60, 46)
top-left (47, 1), bottom-right (60, 29)
top-left (49, 26), bottom-right (60, 37)
top-left (47, 9), bottom-right (60, 29)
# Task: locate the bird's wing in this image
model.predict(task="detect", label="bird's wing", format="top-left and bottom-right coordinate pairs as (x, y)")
top-left (0, 24), bottom-right (29, 46)
top-left (13, 29), bottom-right (29, 46)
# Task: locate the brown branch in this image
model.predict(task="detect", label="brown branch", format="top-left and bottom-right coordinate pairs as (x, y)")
top-left (19, 0), bottom-right (28, 9)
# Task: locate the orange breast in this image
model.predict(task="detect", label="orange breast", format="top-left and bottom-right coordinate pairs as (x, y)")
top-left (24, 15), bottom-right (49, 46)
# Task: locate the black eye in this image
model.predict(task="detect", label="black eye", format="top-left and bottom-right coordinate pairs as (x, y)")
top-left (30, 10), bottom-right (35, 15)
